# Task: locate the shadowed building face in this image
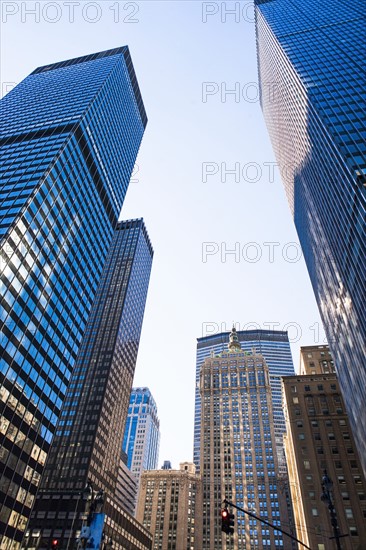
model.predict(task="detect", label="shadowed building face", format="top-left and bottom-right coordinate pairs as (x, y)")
top-left (27, 219), bottom-right (154, 549)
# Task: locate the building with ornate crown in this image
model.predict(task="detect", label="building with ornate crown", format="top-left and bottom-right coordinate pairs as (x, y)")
top-left (200, 327), bottom-right (293, 549)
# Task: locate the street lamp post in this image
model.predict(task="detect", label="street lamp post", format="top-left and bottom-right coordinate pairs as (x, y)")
top-left (321, 471), bottom-right (342, 550)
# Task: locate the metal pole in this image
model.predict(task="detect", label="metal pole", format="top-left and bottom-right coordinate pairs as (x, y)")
top-left (224, 498), bottom-right (312, 550)
top-left (66, 494), bottom-right (82, 550)
top-left (321, 471), bottom-right (343, 550)
top-left (328, 498), bottom-right (342, 550)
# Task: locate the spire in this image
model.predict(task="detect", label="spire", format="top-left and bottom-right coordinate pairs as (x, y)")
top-left (228, 325), bottom-right (241, 351)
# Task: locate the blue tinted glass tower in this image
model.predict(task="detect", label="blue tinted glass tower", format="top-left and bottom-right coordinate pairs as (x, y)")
top-left (27, 219), bottom-right (153, 548)
top-left (194, 330), bottom-right (294, 475)
top-left (0, 48), bottom-right (147, 547)
top-left (123, 387), bottom-right (160, 481)
top-left (255, 0), bottom-right (366, 474)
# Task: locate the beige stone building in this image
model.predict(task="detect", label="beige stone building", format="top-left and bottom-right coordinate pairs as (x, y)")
top-left (136, 462), bottom-right (202, 550)
top-left (200, 327), bottom-right (292, 549)
top-left (283, 345), bottom-right (366, 550)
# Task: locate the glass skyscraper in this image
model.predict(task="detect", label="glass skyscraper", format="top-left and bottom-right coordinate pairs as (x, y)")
top-left (255, 0), bottom-right (366, 473)
top-left (194, 329), bottom-right (294, 475)
top-left (0, 48), bottom-right (147, 547)
top-left (123, 387), bottom-right (160, 483)
top-left (27, 218), bottom-right (154, 549)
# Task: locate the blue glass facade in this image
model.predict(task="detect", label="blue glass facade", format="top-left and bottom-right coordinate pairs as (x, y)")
top-left (194, 330), bottom-right (294, 475)
top-left (123, 388), bottom-right (160, 482)
top-left (27, 218), bottom-right (153, 548)
top-left (0, 48), bottom-right (147, 546)
top-left (255, 0), bottom-right (366, 474)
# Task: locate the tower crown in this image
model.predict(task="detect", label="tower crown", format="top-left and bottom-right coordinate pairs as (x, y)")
top-left (228, 326), bottom-right (241, 351)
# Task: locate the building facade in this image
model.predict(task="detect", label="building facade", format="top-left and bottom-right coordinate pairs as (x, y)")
top-left (123, 387), bottom-right (160, 484)
top-left (200, 328), bottom-right (292, 549)
top-left (116, 452), bottom-right (138, 516)
top-left (136, 462), bottom-right (202, 550)
top-left (255, 0), bottom-right (366, 474)
top-left (26, 218), bottom-right (153, 549)
top-left (0, 47), bottom-right (147, 547)
top-left (283, 345), bottom-right (366, 549)
top-left (194, 329), bottom-right (294, 475)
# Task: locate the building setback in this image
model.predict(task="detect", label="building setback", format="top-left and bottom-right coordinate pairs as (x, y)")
top-left (0, 47), bottom-right (147, 547)
top-left (194, 329), bottom-right (294, 476)
top-left (283, 345), bottom-right (366, 550)
top-left (200, 328), bottom-right (292, 549)
top-left (255, 0), bottom-right (366, 474)
top-left (26, 219), bottom-right (153, 549)
top-left (123, 387), bottom-right (160, 495)
top-left (136, 462), bottom-right (202, 550)
top-left (116, 452), bottom-right (138, 516)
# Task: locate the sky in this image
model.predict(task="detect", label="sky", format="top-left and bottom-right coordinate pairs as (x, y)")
top-left (1, 0), bottom-right (326, 468)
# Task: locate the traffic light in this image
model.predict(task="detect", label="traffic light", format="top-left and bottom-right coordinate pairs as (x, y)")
top-left (221, 507), bottom-right (235, 534)
top-left (51, 540), bottom-right (59, 550)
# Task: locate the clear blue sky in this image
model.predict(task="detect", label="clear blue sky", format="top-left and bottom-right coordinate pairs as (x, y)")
top-left (1, 1), bottom-right (326, 468)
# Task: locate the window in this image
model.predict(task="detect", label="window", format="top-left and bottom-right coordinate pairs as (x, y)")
top-left (345, 508), bottom-right (353, 519)
top-left (304, 460), bottom-right (310, 470)
top-left (293, 397), bottom-right (299, 404)
top-left (311, 508), bottom-right (319, 516)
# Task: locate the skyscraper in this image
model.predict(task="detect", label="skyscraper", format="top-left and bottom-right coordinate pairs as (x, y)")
top-left (255, 0), bottom-right (366, 473)
top-left (0, 47), bottom-right (147, 547)
top-left (194, 329), bottom-right (294, 475)
top-left (200, 329), bottom-right (291, 549)
top-left (136, 462), bottom-right (202, 550)
top-left (123, 387), bottom-right (160, 485)
top-left (283, 345), bottom-right (366, 549)
top-left (26, 218), bottom-right (153, 548)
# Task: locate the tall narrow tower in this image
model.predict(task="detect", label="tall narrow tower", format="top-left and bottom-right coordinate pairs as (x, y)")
top-left (0, 48), bottom-right (147, 547)
top-left (194, 329), bottom-right (294, 476)
top-left (255, 0), bottom-right (366, 473)
top-left (123, 387), bottom-right (160, 485)
top-left (26, 218), bottom-right (153, 548)
top-left (200, 328), bottom-right (292, 549)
